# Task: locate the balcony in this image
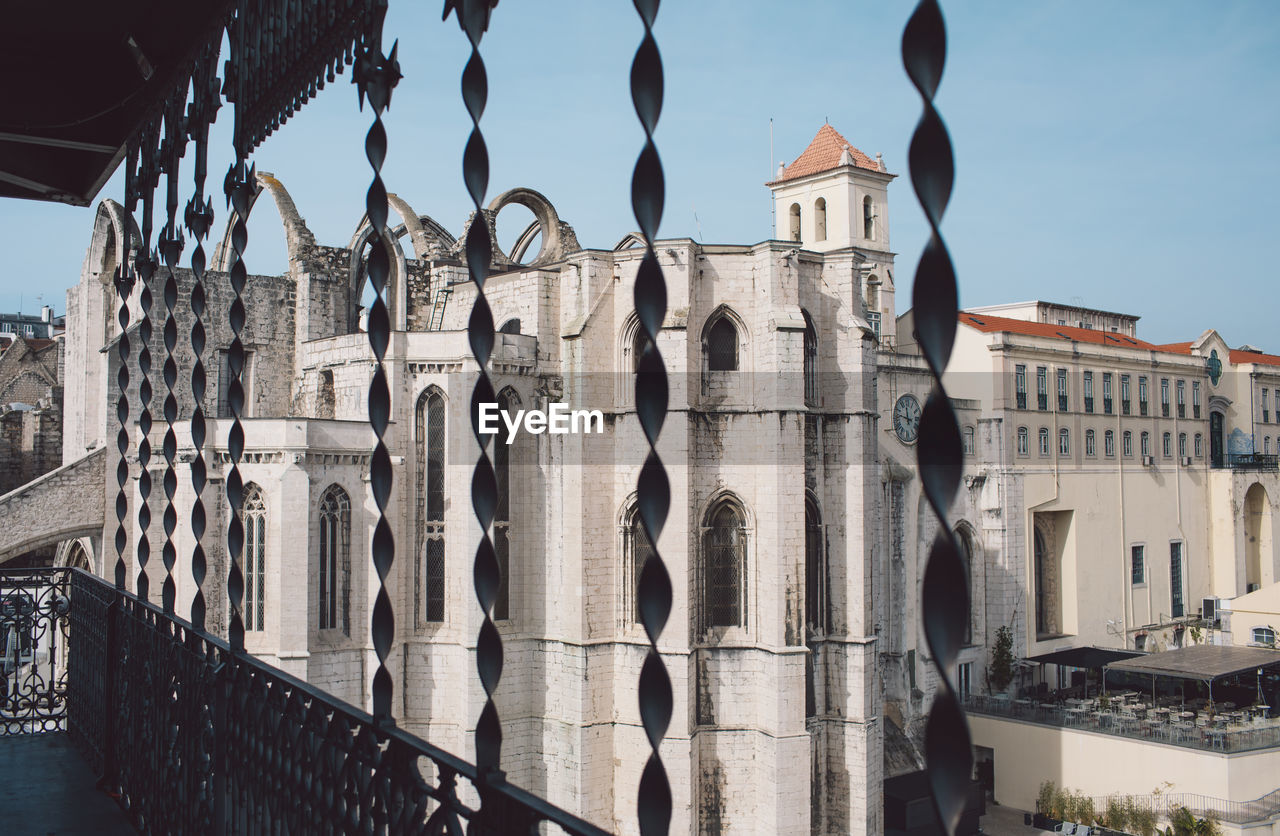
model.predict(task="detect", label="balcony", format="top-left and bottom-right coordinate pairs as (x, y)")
top-left (0, 567), bottom-right (606, 834)
top-left (1224, 453), bottom-right (1280, 471)
top-left (965, 694), bottom-right (1280, 754)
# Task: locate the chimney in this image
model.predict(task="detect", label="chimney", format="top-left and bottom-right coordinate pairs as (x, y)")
top-left (42, 305), bottom-right (53, 323)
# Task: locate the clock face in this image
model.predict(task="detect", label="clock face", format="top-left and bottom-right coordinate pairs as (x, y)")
top-left (894, 394), bottom-right (921, 444)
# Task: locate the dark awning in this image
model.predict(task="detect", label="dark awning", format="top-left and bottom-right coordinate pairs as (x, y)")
top-left (0, 2), bottom-right (235, 205)
top-left (1104, 645), bottom-right (1280, 682)
top-left (1027, 646), bottom-right (1146, 669)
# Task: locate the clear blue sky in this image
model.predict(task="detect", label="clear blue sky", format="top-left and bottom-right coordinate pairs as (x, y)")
top-left (2, 1), bottom-right (1278, 347)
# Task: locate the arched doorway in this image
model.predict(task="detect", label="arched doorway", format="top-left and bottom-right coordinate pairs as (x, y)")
top-left (1245, 483), bottom-right (1271, 593)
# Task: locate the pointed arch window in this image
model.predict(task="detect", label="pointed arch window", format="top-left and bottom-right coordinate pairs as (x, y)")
top-left (318, 485), bottom-right (351, 634)
top-left (242, 484), bottom-right (267, 632)
top-left (626, 505), bottom-right (655, 625)
top-left (803, 311), bottom-right (818, 406)
top-left (955, 525), bottom-right (975, 644)
top-left (493, 389), bottom-right (515, 620)
top-left (702, 497), bottom-right (748, 632)
top-left (416, 388), bottom-right (447, 623)
top-left (805, 496), bottom-right (827, 636)
top-left (706, 315), bottom-right (739, 372)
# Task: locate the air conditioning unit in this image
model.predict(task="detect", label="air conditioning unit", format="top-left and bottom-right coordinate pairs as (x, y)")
top-left (1181, 456), bottom-right (1193, 467)
top-left (1202, 597), bottom-right (1218, 625)
top-left (1142, 455), bottom-right (1154, 467)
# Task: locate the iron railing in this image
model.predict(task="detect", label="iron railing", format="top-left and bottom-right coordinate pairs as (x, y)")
top-left (1225, 453), bottom-right (1280, 471)
top-left (0, 568), bottom-right (69, 735)
top-left (2, 567), bottom-right (609, 835)
top-left (966, 695), bottom-right (1280, 755)
top-left (1088, 788), bottom-right (1280, 827)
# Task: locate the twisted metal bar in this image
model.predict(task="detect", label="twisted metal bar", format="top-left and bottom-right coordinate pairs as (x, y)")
top-left (630, 3), bottom-right (673, 833)
top-left (445, 0), bottom-right (503, 778)
top-left (159, 98), bottom-right (187, 615)
top-left (185, 44), bottom-right (221, 631)
top-left (902, 2), bottom-right (971, 833)
top-left (113, 143), bottom-right (138, 590)
top-left (352, 0), bottom-right (399, 724)
top-left (223, 159), bottom-right (255, 652)
top-left (134, 137), bottom-right (159, 601)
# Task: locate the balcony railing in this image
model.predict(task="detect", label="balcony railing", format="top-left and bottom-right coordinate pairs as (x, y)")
top-left (2, 567), bottom-right (608, 835)
top-left (965, 694), bottom-right (1280, 755)
top-left (1224, 453), bottom-right (1280, 471)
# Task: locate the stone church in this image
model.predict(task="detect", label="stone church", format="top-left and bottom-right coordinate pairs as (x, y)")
top-left (52, 124), bottom-right (955, 835)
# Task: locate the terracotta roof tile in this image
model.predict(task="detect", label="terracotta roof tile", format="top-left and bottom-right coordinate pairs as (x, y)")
top-left (770, 124), bottom-right (882, 183)
top-left (1230, 349), bottom-right (1280, 367)
top-left (958, 311), bottom-right (1169, 352)
top-left (1150, 342), bottom-right (1193, 355)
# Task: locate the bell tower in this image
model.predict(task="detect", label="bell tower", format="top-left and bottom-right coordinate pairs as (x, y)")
top-left (768, 124), bottom-right (899, 344)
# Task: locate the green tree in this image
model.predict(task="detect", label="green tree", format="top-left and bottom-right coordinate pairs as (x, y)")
top-left (990, 625), bottom-right (1015, 692)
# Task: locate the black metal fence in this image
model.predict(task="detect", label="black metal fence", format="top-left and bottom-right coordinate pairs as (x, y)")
top-left (0, 568), bottom-right (69, 734)
top-left (2, 567), bottom-right (609, 836)
top-left (1226, 453), bottom-right (1280, 471)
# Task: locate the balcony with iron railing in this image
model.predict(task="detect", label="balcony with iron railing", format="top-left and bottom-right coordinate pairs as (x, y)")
top-left (0, 567), bottom-right (607, 834)
top-left (1219, 453), bottom-right (1280, 471)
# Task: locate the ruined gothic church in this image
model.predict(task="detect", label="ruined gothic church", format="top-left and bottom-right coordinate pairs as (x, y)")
top-left (57, 125), bottom-right (952, 835)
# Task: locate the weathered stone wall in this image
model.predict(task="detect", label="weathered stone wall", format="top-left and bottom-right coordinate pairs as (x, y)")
top-left (0, 447), bottom-right (105, 563)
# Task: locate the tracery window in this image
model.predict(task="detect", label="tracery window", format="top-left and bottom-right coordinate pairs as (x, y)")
top-left (242, 483), bottom-right (267, 632)
top-left (803, 312), bottom-right (818, 406)
top-left (805, 496), bottom-right (827, 636)
top-left (318, 485), bottom-right (351, 634)
top-left (416, 387), bottom-right (447, 623)
top-left (705, 315), bottom-right (739, 372)
top-left (701, 497), bottom-right (748, 632)
top-left (626, 505), bottom-right (655, 625)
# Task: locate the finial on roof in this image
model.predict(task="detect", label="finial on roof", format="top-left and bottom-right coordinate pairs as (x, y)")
top-left (876, 152), bottom-right (885, 172)
top-left (839, 145), bottom-right (854, 167)
top-left (776, 160), bottom-right (785, 179)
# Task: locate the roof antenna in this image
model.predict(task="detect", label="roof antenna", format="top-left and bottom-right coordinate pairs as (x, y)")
top-left (692, 204), bottom-right (704, 243)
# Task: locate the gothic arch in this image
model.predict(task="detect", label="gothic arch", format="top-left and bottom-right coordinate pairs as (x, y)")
top-left (697, 491), bottom-right (752, 634)
top-left (54, 537), bottom-right (95, 574)
top-left (486, 186), bottom-right (565, 267)
top-left (210, 170), bottom-right (317, 273)
top-left (347, 215), bottom-right (409, 332)
top-left (700, 304), bottom-right (749, 372)
top-left (386, 193), bottom-right (456, 259)
top-left (82, 199), bottom-right (140, 285)
top-left (613, 232), bottom-right (645, 251)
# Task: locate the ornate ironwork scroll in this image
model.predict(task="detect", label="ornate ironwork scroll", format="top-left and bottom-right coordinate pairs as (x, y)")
top-left (185, 41), bottom-right (222, 631)
top-left (903, 2), bottom-right (971, 832)
top-left (352, 0), bottom-right (399, 724)
top-left (629, 2), bottom-right (674, 834)
top-left (446, 0), bottom-right (505, 780)
top-left (0, 568), bottom-right (70, 736)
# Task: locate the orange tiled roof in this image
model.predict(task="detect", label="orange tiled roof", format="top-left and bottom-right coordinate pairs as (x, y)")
top-left (770, 124), bottom-right (882, 183)
top-left (1230, 349), bottom-right (1280, 367)
top-left (958, 311), bottom-right (1171, 352)
top-left (1150, 342), bottom-right (1193, 355)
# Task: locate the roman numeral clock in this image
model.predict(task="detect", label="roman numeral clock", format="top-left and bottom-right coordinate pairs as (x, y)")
top-left (893, 393), bottom-right (922, 444)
